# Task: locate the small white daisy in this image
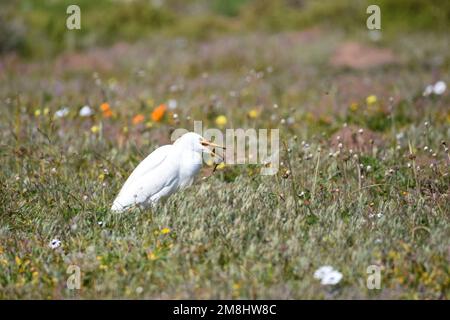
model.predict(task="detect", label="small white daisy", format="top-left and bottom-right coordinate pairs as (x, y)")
top-left (168, 99), bottom-right (178, 110)
top-left (49, 238), bottom-right (61, 249)
top-left (320, 270), bottom-right (343, 285)
top-left (54, 107), bottom-right (69, 118)
top-left (79, 105), bottom-right (93, 117)
top-left (314, 266), bottom-right (343, 285)
top-left (433, 81), bottom-right (446, 95)
top-left (313, 265), bottom-right (334, 280)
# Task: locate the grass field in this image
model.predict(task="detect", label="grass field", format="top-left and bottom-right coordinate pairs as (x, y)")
top-left (0, 1), bottom-right (449, 299)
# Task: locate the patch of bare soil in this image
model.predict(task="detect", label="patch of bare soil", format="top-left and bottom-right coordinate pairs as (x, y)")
top-left (330, 41), bottom-right (398, 70)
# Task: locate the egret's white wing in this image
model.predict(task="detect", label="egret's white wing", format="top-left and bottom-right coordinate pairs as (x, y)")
top-left (112, 145), bottom-right (176, 211)
top-left (119, 145), bottom-right (172, 192)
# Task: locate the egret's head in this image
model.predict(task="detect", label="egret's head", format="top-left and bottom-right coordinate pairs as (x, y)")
top-left (174, 132), bottom-right (225, 156)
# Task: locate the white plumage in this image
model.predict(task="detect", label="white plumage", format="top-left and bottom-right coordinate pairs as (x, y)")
top-left (111, 132), bottom-right (223, 212)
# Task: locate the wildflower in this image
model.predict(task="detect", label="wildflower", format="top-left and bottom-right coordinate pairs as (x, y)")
top-left (151, 104), bottom-right (167, 122)
top-left (366, 95), bottom-right (377, 105)
top-left (314, 266), bottom-right (343, 285)
top-left (215, 115), bottom-right (227, 126)
top-left (321, 270), bottom-right (343, 285)
top-left (91, 125), bottom-right (100, 134)
top-left (168, 99), bottom-right (177, 110)
top-left (349, 102), bottom-right (359, 112)
top-left (79, 105), bottom-right (93, 117)
top-left (49, 238), bottom-right (61, 249)
top-left (132, 114), bottom-right (145, 125)
top-left (314, 266), bottom-right (342, 285)
top-left (248, 108), bottom-right (260, 119)
top-left (215, 162), bottom-right (226, 170)
top-left (54, 107), bottom-right (69, 118)
top-left (34, 109), bottom-right (41, 117)
top-left (43, 107), bottom-right (50, 116)
top-left (161, 227), bottom-right (171, 234)
top-left (100, 102), bottom-right (113, 118)
top-left (423, 81), bottom-right (446, 96)
top-left (423, 85), bottom-right (433, 96)
top-left (147, 252), bottom-right (157, 261)
top-left (100, 102), bottom-right (110, 113)
top-left (314, 266), bottom-right (333, 279)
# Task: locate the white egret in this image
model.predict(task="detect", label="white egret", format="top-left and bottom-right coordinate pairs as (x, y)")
top-left (111, 132), bottom-right (224, 212)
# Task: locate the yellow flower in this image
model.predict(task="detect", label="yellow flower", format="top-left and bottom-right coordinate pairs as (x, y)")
top-left (43, 107), bottom-right (50, 116)
top-left (215, 162), bottom-right (226, 170)
top-left (147, 252), bottom-right (157, 261)
top-left (349, 102), bottom-right (359, 112)
top-left (145, 121), bottom-right (153, 129)
top-left (122, 126), bottom-right (129, 134)
top-left (366, 95), bottom-right (377, 105)
top-left (161, 228), bottom-right (171, 234)
top-left (215, 115), bottom-right (227, 126)
top-left (15, 256), bottom-right (21, 266)
top-left (34, 109), bottom-right (41, 117)
top-left (91, 125), bottom-right (100, 134)
top-left (248, 109), bottom-right (260, 119)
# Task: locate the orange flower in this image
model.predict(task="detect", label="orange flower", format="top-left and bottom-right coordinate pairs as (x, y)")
top-left (100, 102), bottom-right (113, 118)
top-left (100, 102), bottom-right (110, 112)
top-left (151, 104), bottom-right (167, 122)
top-left (132, 114), bottom-right (145, 125)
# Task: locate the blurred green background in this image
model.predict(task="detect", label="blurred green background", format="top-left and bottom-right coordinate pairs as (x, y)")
top-left (1, 0), bottom-right (449, 58)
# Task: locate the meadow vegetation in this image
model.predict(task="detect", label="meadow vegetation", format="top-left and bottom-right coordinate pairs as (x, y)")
top-left (0, 0), bottom-right (449, 299)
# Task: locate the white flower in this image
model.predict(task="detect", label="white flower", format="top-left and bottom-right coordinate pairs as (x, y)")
top-left (433, 81), bottom-right (446, 95)
top-left (49, 238), bottom-right (61, 249)
top-left (313, 265), bottom-right (334, 280)
top-left (54, 107), bottom-right (69, 118)
top-left (321, 270), bottom-right (343, 285)
top-left (423, 81), bottom-right (447, 96)
top-left (168, 99), bottom-right (177, 110)
top-left (314, 266), bottom-right (343, 285)
top-left (423, 85), bottom-right (434, 97)
top-left (79, 105), bottom-right (93, 117)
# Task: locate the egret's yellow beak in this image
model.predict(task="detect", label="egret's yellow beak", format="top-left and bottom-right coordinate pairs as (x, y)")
top-left (200, 139), bottom-right (226, 149)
